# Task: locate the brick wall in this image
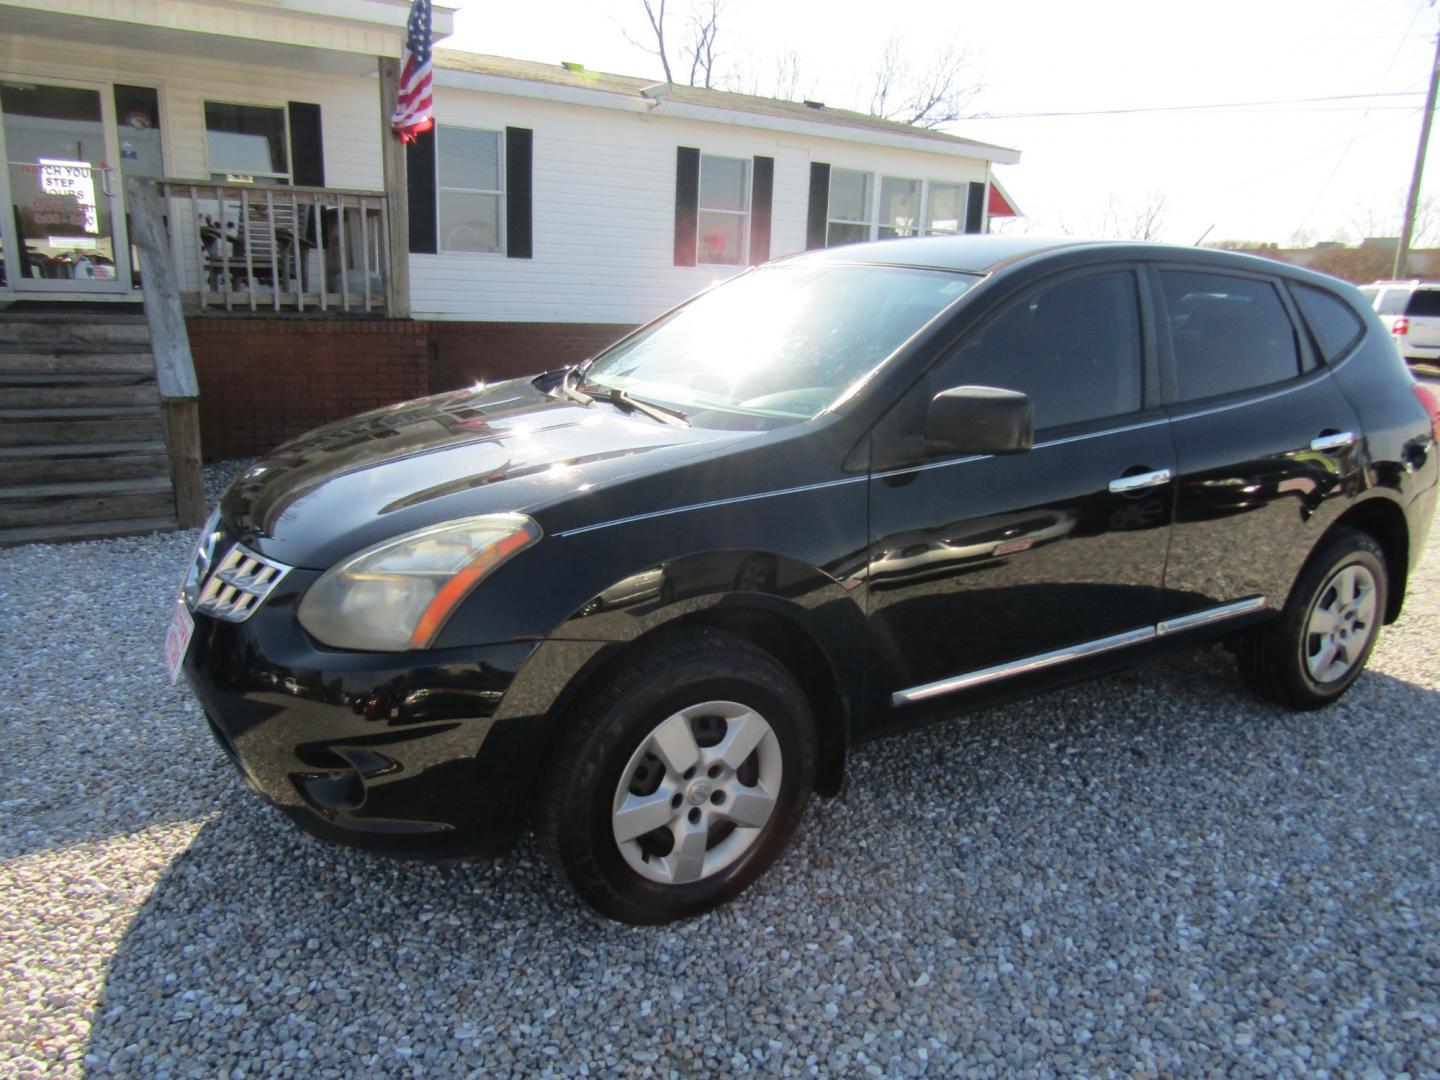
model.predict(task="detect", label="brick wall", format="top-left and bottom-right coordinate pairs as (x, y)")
top-left (188, 317), bottom-right (429, 461)
top-left (187, 317), bottom-right (638, 461)
top-left (425, 321), bottom-right (636, 394)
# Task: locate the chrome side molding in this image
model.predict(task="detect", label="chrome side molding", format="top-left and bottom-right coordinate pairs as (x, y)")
top-left (1156, 595), bottom-right (1268, 636)
top-left (892, 626), bottom-right (1156, 706)
top-left (891, 596), bottom-right (1268, 707)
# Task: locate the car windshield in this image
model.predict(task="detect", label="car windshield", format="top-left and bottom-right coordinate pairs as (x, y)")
top-left (580, 262), bottom-right (978, 426)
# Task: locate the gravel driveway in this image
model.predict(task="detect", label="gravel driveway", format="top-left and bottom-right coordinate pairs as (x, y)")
top-left (3, 452), bottom-right (1439, 1078)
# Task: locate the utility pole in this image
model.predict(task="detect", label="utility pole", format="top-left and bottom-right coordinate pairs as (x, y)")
top-left (1395, 28), bottom-right (1440, 279)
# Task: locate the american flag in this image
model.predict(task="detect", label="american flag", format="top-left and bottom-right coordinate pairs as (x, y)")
top-left (390, 0), bottom-right (434, 142)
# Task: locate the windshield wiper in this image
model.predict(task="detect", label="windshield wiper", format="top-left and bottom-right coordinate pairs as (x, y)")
top-left (590, 385), bottom-right (690, 427)
top-left (553, 366), bottom-right (594, 407)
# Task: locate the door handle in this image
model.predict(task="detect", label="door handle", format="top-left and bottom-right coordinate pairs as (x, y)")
top-left (1108, 468), bottom-right (1172, 494)
top-left (99, 166), bottom-right (116, 198)
top-left (1310, 431), bottom-right (1355, 452)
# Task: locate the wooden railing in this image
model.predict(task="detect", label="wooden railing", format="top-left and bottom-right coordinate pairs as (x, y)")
top-left (155, 179), bottom-right (391, 315)
top-left (125, 177), bottom-right (205, 528)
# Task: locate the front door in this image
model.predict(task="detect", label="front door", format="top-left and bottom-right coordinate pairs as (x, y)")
top-left (867, 266), bottom-right (1175, 708)
top-left (0, 78), bottom-right (130, 294)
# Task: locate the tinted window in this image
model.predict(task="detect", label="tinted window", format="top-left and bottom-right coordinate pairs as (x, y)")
top-left (1160, 271), bottom-right (1300, 401)
top-left (1377, 289), bottom-right (1408, 315)
top-left (1292, 283), bottom-right (1364, 362)
top-left (934, 270), bottom-right (1143, 429)
top-left (1405, 289), bottom-right (1440, 315)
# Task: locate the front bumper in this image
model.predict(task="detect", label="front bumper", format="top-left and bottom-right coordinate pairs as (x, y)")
top-left (181, 571), bottom-right (561, 858)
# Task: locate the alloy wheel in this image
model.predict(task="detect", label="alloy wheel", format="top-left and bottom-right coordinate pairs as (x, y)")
top-left (611, 700), bottom-right (783, 885)
top-left (1303, 563), bottom-right (1379, 685)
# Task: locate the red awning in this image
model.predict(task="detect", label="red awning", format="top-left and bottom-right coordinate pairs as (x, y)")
top-left (988, 180), bottom-right (1020, 218)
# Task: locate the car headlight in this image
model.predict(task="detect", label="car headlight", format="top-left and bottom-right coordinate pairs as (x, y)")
top-left (297, 514), bottom-right (541, 651)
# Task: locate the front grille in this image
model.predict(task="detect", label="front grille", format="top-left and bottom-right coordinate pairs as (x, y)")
top-left (193, 543), bottom-right (292, 622)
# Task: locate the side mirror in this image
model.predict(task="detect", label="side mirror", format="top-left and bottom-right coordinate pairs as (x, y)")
top-left (924, 385), bottom-right (1035, 455)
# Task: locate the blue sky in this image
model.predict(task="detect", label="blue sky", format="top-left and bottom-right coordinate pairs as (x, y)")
top-left (446, 0), bottom-right (1439, 246)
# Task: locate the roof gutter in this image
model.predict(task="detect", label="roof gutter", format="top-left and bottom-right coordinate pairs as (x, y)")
top-left (432, 68), bottom-right (1021, 165)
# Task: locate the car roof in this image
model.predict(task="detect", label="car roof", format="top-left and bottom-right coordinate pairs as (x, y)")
top-left (787, 236), bottom-right (1329, 280)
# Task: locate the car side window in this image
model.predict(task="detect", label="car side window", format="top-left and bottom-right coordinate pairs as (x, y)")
top-left (1159, 270), bottom-right (1301, 402)
top-left (1292, 283), bottom-right (1364, 363)
top-left (1405, 289), bottom-right (1440, 316)
top-left (929, 270), bottom-right (1144, 430)
top-left (1376, 289), bottom-right (1408, 315)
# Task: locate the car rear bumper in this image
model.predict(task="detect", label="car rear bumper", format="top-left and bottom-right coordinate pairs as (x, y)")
top-left (1397, 340), bottom-right (1440, 362)
top-left (182, 606), bottom-right (558, 859)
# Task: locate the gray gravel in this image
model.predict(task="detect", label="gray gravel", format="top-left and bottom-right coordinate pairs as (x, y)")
top-left (3, 456), bottom-right (1440, 1078)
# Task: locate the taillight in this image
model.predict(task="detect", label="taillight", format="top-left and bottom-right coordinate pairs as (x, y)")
top-left (1393, 316), bottom-right (1410, 336)
top-left (1414, 381), bottom-right (1440, 441)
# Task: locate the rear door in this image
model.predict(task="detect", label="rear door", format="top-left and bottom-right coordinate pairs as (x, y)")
top-left (867, 265), bottom-right (1175, 708)
top-left (1155, 266), bottom-right (1362, 624)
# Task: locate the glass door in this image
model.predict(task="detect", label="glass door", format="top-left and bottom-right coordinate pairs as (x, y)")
top-left (0, 78), bottom-right (130, 293)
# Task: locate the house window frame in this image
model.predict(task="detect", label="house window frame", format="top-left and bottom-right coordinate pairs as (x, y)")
top-left (923, 180), bottom-right (969, 237)
top-left (696, 152), bottom-right (751, 267)
top-left (826, 171), bottom-right (976, 246)
top-left (202, 98), bottom-right (292, 184)
top-left (436, 124), bottom-right (507, 257)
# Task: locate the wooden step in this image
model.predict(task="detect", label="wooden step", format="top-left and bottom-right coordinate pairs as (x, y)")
top-left (0, 352), bottom-right (156, 375)
top-left (0, 515), bottom-right (180, 547)
top-left (0, 372), bottom-right (156, 387)
top-left (0, 442), bottom-right (169, 485)
top-left (0, 321), bottom-right (150, 346)
top-left (0, 383), bottom-right (159, 409)
top-left (0, 476), bottom-right (176, 527)
top-left (0, 414), bottom-right (165, 447)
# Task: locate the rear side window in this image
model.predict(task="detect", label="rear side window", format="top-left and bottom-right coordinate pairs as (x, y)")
top-left (1292, 283), bottom-right (1364, 363)
top-left (1377, 289), bottom-right (1409, 315)
top-left (934, 270), bottom-right (1143, 430)
top-left (1160, 270), bottom-right (1301, 401)
top-left (1405, 289), bottom-right (1440, 316)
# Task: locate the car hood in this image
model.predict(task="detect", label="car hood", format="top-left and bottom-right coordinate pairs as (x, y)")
top-left (220, 377), bottom-right (753, 568)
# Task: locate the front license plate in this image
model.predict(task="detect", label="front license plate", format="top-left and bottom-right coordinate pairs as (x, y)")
top-left (165, 596), bottom-right (194, 685)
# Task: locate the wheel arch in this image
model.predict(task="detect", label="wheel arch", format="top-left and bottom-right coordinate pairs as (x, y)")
top-left (529, 550), bottom-right (865, 799)
top-left (1327, 495), bottom-right (1410, 622)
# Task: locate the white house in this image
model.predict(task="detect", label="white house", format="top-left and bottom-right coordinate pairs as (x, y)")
top-left (0, 0), bottom-right (1023, 528)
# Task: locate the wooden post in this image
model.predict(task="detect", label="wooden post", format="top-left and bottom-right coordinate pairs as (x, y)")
top-left (379, 56), bottom-right (412, 318)
top-left (126, 177), bottom-right (207, 528)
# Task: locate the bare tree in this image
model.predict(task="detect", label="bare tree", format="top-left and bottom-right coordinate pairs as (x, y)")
top-left (683, 0), bottom-right (724, 89)
top-left (772, 49), bottom-right (807, 102)
top-left (1093, 191), bottom-right (1168, 241)
top-left (867, 36), bottom-right (982, 129)
top-left (625, 0), bottom-right (726, 89)
top-left (620, 0), bottom-right (675, 84)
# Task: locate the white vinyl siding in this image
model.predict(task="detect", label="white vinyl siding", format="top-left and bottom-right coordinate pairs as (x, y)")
top-left (410, 85), bottom-right (989, 322)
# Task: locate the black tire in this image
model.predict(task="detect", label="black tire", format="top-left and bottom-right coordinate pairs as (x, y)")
top-left (1236, 527), bottom-right (1389, 710)
top-left (537, 627), bottom-right (816, 924)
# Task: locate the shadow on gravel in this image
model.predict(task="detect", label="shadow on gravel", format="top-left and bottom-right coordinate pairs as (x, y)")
top-left (82, 650), bottom-right (1440, 1075)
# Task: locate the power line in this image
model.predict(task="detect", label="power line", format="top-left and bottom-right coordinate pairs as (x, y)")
top-left (962, 91), bottom-right (1424, 120)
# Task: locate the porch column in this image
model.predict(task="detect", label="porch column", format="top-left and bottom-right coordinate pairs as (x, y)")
top-left (378, 56), bottom-right (413, 318)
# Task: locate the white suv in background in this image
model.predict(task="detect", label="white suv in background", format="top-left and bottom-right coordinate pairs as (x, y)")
top-left (1358, 280), bottom-right (1440, 365)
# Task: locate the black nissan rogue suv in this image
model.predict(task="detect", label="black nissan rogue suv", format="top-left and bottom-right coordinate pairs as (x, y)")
top-left (173, 237), bottom-right (1440, 923)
